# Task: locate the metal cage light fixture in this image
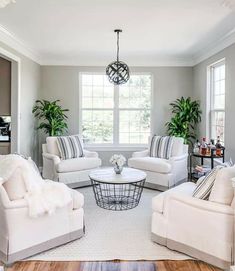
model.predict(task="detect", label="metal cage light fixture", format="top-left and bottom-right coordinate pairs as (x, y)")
top-left (106, 29), bottom-right (130, 85)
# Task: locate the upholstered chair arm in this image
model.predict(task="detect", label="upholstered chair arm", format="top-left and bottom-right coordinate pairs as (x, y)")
top-left (0, 186), bottom-right (28, 209)
top-left (83, 150), bottom-right (99, 158)
top-left (42, 152), bottom-right (60, 181)
top-left (70, 189), bottom-right (84, 210)
top-left (169, 193), bottom-right (233, 215)
top-left (132, 149), bottom-right (149, 158)
top-left (165, 192), bottom-right (234, 264)
top-left (42, 152), bottom-right (61, 165)
top-left (168, 153), bottom-right (188, 162)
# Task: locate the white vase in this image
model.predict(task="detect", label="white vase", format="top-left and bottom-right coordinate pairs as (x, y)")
top-left (114, 165), bottom-right (123, 174)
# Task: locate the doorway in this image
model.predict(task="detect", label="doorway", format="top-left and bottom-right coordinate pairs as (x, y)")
top-left (0, 46), bottom-right (20, 154)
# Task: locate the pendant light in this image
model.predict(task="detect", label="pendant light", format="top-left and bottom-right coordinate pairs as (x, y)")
top-left (106, 29), bottom-right (130, 85)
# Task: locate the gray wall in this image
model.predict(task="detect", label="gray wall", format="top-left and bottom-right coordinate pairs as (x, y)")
top-left (193, 43), bottom-right (235, 161)
top-left (40, 66), bottom-right (193, 165)
top-left (0, 41), bottom-right (41, 163)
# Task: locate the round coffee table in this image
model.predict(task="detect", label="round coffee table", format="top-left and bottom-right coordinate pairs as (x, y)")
top-left (89, 167), bottom-right (146, 211)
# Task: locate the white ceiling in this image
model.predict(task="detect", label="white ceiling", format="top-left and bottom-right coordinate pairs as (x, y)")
top-left (0, 0), bottom-right (235, 66)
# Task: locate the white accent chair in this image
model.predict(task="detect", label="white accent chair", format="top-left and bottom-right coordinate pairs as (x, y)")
top-left (128, 137), bottom-right (188, 191)
top-left (42, 136), bottom-right (102, 188)
top-left (0, 180), bottom-right (84, 264)
top-left (151, 165), bottom-right (235, 269)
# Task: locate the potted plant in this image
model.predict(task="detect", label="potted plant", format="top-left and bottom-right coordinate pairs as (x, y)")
top-left (166, 97), bottom-right (202, 145)
top-left (32, 100), bottom-right (69, 136)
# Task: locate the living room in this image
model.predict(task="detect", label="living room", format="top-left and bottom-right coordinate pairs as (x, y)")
top-left (0, 1), bottom-right (235, 270)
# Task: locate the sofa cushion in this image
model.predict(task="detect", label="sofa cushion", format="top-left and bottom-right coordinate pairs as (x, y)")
top-left (3, 168), bottom-right (27, 200)
top-left (152, 182), bottom-right (196, 213)
top-left (171, 137), bottom-right (184, 157)
top-left (56, 157), bottom-right (101, 173)
top-left (209, 166), bottom-right (235, 205)
top-left (128, 157), bottom-right (172, 173)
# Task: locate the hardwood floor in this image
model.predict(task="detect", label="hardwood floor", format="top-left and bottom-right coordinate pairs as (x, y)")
top-left (3, 260), bottom-right (221, 271)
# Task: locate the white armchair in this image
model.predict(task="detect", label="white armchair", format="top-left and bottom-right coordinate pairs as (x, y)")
top-left (0, 182), bottom-right (84, 264)
top-left (128, 137), bottom-right (188, 191)
top-left (151, 165), bottom-right (235, 269)
top-left (42, 136), bottom-right (102, 188)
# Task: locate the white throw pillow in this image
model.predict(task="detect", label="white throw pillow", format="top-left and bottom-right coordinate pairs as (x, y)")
top-left (209, 166), bottom-right (235, 205)
top-left (3, 168), bottom-right (27, 200)
top-left (192, 166), bottom-right (223, 200)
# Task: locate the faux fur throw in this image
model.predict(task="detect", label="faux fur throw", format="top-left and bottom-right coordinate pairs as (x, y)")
top-left (0, 154), bottom-right (72, 218)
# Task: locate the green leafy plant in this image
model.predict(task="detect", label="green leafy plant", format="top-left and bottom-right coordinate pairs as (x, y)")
top-left (166, 97), bottom-right (202, 145)
top-left (32, 100), bottom-right (69, 136)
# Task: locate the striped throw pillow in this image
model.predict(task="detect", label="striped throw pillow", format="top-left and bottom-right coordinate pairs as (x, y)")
top-left (192, 166), bottom-right (223, 200)
top-left (149, 135), bottom-right (173, 159)
top-left (57, 135), bottom-right (84, 160)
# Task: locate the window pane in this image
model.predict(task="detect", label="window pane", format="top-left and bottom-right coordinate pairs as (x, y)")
top-left (81, 73), bottom-right (152, 145)
top-left (210, 61), bottom-right (225, 143)
top-left (81, 73), bottom-right (114, 144)
top-left (82, 110), bottom-right (113, 144)
top-left (213, 94), bottom-right (225, 109)
top-left (119, 110), bottom-right (150, 144)
top-left (119, 75), bottom-right (151, 109)
top-left (211, 111), bottom-right (225, 143)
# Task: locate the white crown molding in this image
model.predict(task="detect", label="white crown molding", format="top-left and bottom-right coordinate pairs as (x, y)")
top-left (39, 55), bottom-right (194, 67)
top-left (0, 24), bottom-right (42, 64)
top-left (0, 22), bottom-right (235, 67)
top-left (193, 27), bottom-right (235, 65)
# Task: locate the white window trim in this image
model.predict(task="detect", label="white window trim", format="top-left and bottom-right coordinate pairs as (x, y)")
top-left (79, 72), bottom-right (154, 149)
top-left (207, 58), bottom-right (225, 142)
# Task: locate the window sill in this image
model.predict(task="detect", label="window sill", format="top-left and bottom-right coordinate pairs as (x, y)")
top-left (84, 145), bottom-right (148, 152)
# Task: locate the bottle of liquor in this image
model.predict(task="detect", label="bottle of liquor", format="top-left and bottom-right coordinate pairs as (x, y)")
top-left (207, 140), bottom-right (211, 156)
top-left (200, 137), bottom-right (207, 156)
top-left (193, 140), bottom-right (200, 154)
top-left (215, 136), bottom-right (222, 156)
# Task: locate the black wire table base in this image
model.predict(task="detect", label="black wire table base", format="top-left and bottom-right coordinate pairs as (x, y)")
top-left (91, 179), bottom-right (146, 211)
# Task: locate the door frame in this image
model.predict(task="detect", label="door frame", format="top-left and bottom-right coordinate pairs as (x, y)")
top-left (0, 46), bottom-right (21, 153)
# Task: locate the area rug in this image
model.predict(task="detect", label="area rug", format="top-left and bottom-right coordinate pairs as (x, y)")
top-left (28, 187), bottom-right (191, 261)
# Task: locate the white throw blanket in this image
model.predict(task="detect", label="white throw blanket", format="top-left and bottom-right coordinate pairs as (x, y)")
top-left (0, 155), bottom-right (72, 218)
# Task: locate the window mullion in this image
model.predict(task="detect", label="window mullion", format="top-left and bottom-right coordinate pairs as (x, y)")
top-left (113, 84), bottom-right (119, 145)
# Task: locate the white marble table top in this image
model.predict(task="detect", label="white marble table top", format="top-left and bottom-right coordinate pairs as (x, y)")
top-left (89, 167), bottom-right (146, 184)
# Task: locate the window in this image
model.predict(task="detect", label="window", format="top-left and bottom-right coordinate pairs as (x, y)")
top-left (208, 60), bottom-right (225, 143)
top-left (80, 73), bottom-right (152, 146)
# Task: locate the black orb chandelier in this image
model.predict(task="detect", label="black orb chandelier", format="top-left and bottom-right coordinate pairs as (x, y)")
top-left (106, 29), bottom-right (130, 85)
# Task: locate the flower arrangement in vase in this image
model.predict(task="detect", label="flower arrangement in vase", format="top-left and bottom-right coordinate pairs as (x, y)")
top-left (110, 154), bottom-right (126, 174)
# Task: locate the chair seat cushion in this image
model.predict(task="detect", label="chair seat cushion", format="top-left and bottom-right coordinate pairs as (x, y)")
top-left (152, 182), bottom-right (196, 213)
top-left (128, 157), bottom-right (172, 173)
top-left (56, 157), bottom-right (101, 173)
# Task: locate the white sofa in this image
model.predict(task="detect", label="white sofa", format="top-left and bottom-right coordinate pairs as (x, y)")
top-left (128, 137), bottom-right (188, 191)
top-left (0, 182), bottom-right (84, 264)
top-left (42, 136), bottom-right (102, 187)
top-left (151, 165), bottom-right (235, 269)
